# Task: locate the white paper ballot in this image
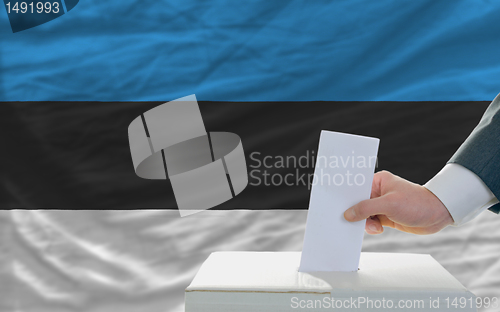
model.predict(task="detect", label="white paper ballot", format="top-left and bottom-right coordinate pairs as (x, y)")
top-left (299, 131), bottom-right (380, 272)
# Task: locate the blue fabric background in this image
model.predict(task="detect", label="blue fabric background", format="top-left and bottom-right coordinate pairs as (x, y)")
top-left (1, 0), bottom-right (500, 101)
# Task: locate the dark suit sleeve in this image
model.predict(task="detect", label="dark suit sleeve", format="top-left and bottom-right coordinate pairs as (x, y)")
top-left (448, 93), bottom-right (500, 214)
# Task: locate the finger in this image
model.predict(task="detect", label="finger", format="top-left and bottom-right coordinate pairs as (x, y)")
top-left (344, 195), bottom-right (395, 222)
top-left (370, 172), bottom-right (382, 199)
top-left (376, 214), bottom-right (396, 229)
top-left (370, 170), bottom-right (391, 198)
top-left (365, 216), bottom-right (383, 234)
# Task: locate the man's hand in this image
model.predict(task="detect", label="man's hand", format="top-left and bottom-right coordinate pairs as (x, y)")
top-left (344, 171), bottom-right (454, 235)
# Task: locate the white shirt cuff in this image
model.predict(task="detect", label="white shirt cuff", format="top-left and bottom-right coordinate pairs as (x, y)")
top-left (424, 163), bottom-right (499, 226)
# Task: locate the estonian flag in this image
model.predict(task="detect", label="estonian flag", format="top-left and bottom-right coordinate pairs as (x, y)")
top-left (1, 0), bottom-right (499, 209)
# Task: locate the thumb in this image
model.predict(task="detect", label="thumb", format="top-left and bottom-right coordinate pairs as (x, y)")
top-left (344, 196), bottom-right (394, 222)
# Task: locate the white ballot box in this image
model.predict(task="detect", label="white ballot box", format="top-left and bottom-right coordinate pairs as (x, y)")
top-left (185, 252), bottom-right (476, 312)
